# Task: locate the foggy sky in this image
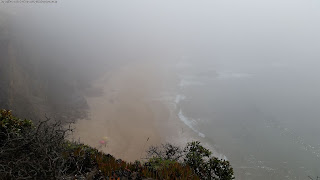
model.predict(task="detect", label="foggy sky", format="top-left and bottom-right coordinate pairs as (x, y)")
top-left (2, 0), bottom-right (320, 118)
top-left (2, 0), bottom-right (318, 72)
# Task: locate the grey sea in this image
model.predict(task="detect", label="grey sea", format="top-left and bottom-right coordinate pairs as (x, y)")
top-left (173, 58), bottom-right (320, 180)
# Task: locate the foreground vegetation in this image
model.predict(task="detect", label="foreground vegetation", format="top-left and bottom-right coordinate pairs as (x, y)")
top-left (0, 109), bottom-right (234, 179)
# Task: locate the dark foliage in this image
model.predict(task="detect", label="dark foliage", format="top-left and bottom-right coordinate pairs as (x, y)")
top-left (0, 109), bottom-right (233, 179)
top-left (0, 109), bottom-right (74, 179)
top-left (147, 141), bottom-right (234, 180)
top-left (147, 143), bottom-right (184, 161)
top-left (0, 109), bottom-right (202, 179)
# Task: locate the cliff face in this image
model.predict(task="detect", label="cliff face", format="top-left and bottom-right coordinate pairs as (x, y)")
top-left (0, 23), bottom-right (11, 113)
top-left (0, 38), bottom-right (41, 119)
top-left (0, 15), bottom-right (88, 122)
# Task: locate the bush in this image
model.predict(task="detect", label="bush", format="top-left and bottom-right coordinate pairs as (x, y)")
top-left (0, 110), bottom-right (234, 179)
top-left (0, 109), bottom-right (74, 179)
top-left (207, 157), bottom-right (234, 180)
top-left (0, 109), bottom-right (32, 145)
top-left (143, 157), bottom-right (199, 179)
top-left (147, 143), bottom-right (184, 161)
top-left (184, 141), bottom-right (212, 176)
top-left (147, 141), bottom-right (235, 180)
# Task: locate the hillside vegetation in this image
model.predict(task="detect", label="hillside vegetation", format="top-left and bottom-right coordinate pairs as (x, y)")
top-left (0, 109), bottom-right (234, 179)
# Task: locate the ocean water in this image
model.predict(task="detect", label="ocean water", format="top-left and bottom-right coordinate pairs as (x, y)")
top-left (173, 58), bottom-right (320, 179)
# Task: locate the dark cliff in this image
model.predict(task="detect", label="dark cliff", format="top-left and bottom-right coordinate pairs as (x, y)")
top-left (0, 14), bottom-right (88, 122)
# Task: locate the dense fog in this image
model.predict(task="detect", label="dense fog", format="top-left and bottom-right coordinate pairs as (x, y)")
top-left (1, 0), bottom-right (320, 179)
top-left (4, 0), bottom-right (320, 72)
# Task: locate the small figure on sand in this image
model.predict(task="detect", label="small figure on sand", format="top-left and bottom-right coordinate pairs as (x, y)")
top-left (98, 136), bottom-right (108, 148)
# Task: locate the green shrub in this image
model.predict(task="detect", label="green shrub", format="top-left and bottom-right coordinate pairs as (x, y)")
top-left (0, 109), bottom-right (73, 179)
top-left (147, 141), bottom-right (235, 180)
top-left (143, 157), bottom-right (199, 179)
top-left (0, 110), bottom-right (233, 179)
top-left (0, 109), bottom-right (32, 144)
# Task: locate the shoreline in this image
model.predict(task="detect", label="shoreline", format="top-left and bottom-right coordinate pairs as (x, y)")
top-left (70, 60), bottom-right (223, 162)
top-left (158, 91), bottom-right (226, 160)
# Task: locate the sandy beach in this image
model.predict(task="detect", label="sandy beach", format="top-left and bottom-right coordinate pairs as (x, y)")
top-left (70, 60), bottom-right (222, 162)
top-left (71, 61), bottom-right (179, 161)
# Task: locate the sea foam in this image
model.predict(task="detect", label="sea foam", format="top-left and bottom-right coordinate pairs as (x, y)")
top-left (175, 94), bottom-right (186, 104)
top-left (178, 109), bottom-right (205, 138)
